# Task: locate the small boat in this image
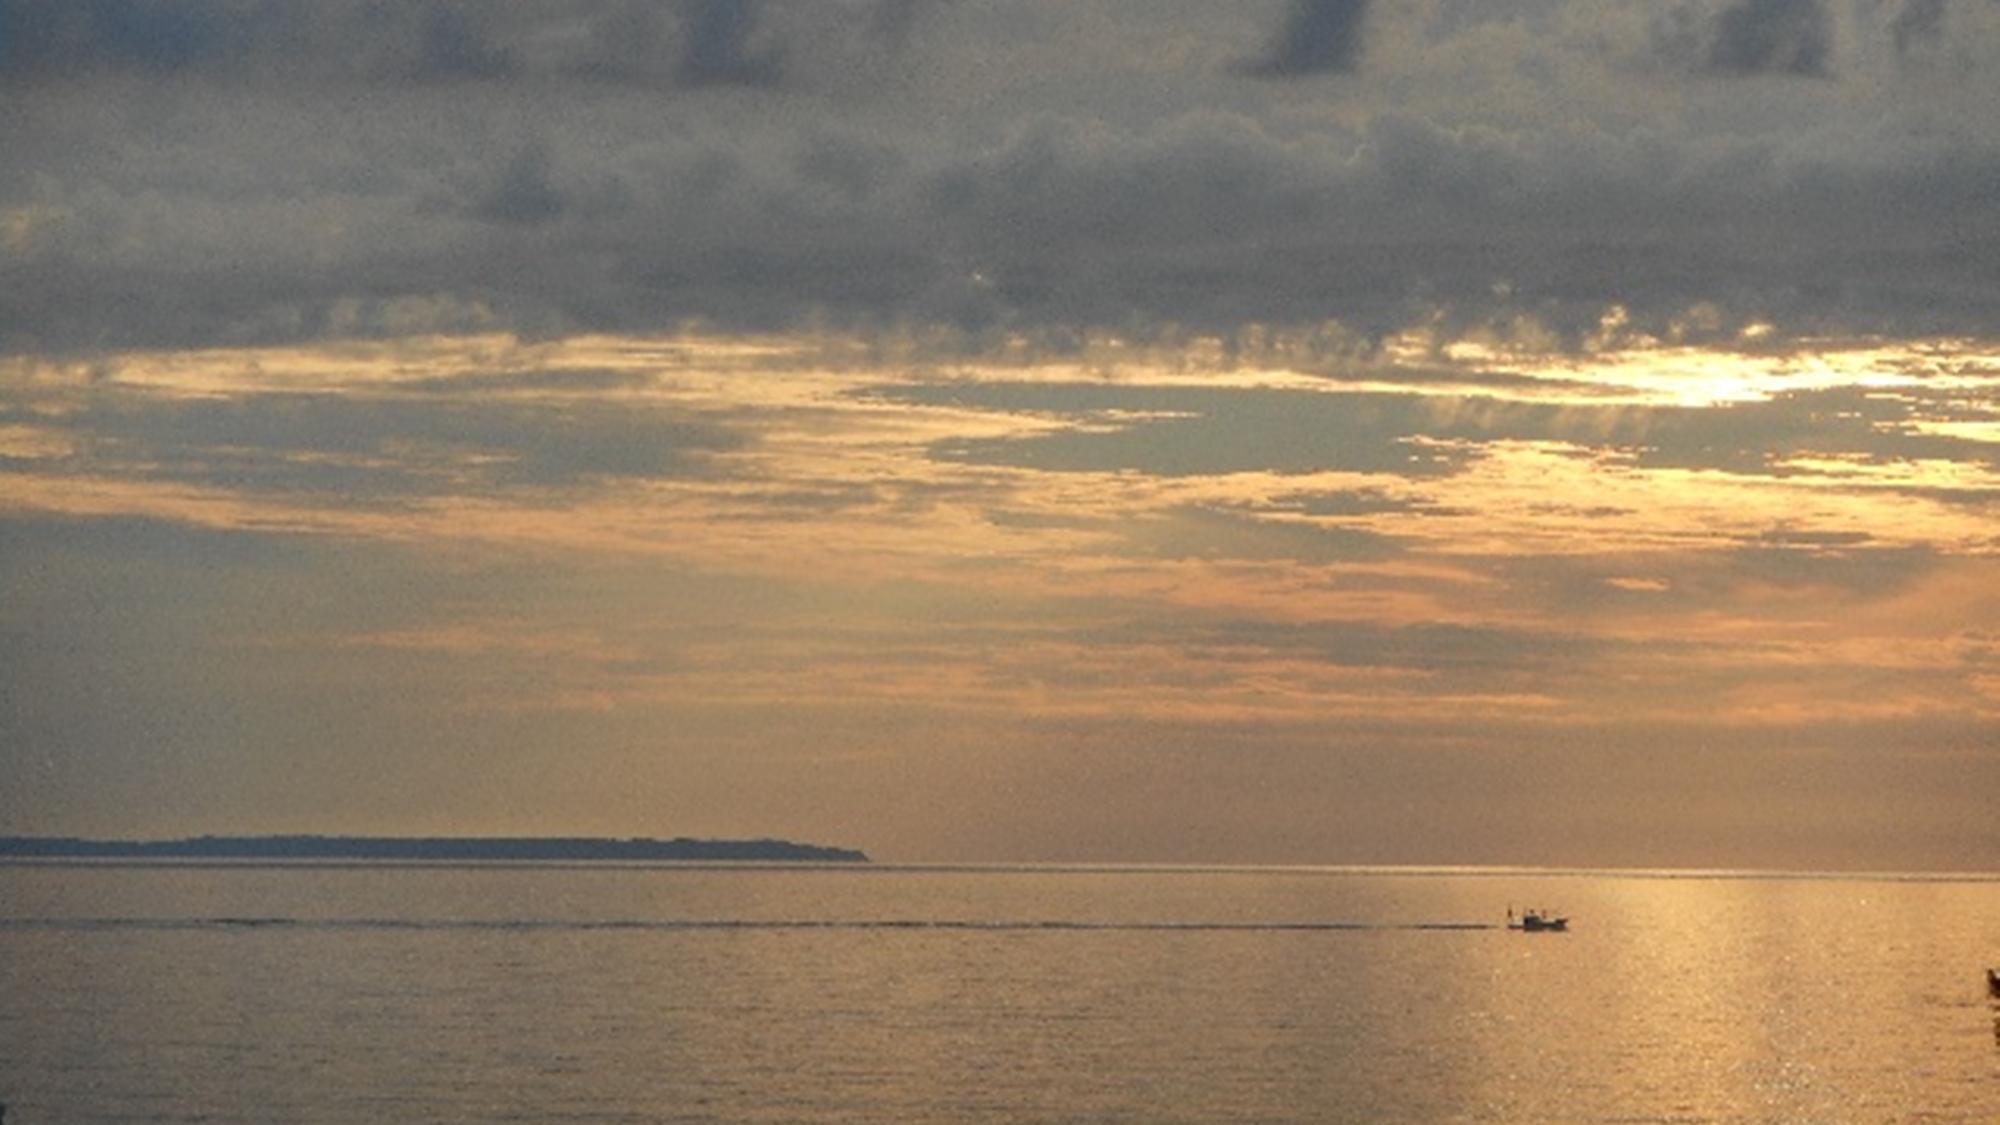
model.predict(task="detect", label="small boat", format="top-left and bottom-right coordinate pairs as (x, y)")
top-left (1507, 908), bottom-right (1568, 932)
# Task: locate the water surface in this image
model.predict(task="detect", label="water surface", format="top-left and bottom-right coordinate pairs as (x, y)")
top-left (3, 863), bottom-right (1995, 1123)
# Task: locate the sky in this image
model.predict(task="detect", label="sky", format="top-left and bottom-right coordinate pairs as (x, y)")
top-left (3, 0), bottom-right (1998, 870)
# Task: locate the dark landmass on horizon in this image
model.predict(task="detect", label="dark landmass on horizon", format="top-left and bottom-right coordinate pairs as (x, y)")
top-left (0, 835), bottom-right (869, 863)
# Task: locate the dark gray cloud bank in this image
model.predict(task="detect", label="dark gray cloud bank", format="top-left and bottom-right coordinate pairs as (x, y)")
top-left (3, 0), bottom-right (1997, 354)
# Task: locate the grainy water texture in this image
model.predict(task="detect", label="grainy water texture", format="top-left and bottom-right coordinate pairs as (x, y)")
top-left (2, 864), bottom-right (1996, 1124)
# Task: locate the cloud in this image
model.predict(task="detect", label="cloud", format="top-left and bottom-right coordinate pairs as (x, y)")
top-left (565, 2), bottom-right (686, 85)
top-left (0, 0), bottom-right (527, 85)
top-left (0, 0), bottom-right (960, 92)
top-left (887, 372), bottom-right (2000, 508)
top-left (906, 383), bottom-right (1468, 478)
top-left (6, 371), bottom-right (746, 503)
top-left (1239, 0), bottom-right (1373, 77)
top-left (0, 0), bottom-right (240, 79)
top-left (472, 144), bottom-right (566, 227)
top-left (1890, 0), bottom-right (1947, 54)
top-left (6, 328), bottom-right (2000, 863)
top-left (3, 1), bottom-right (1999, 354)
top-left (674, 0), bottom-right (782, 88)
top-left (409, 2), bottom-right (518, 83)
top-left (1703, 0), bottom-right (1836, 76)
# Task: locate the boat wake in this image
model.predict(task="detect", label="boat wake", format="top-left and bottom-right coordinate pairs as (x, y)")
top-left (1, 916), bottom-right (1503, 934)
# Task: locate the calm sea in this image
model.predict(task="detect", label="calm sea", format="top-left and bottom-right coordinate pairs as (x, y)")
top-left (2, 863), bottom-right (1996, 1124)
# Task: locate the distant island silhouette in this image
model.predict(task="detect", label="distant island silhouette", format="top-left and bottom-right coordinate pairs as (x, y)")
top-left (0, 834), bottom-right (869, 863)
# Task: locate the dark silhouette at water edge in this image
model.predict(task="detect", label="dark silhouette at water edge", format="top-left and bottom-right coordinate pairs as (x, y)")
top-left (0, 835), bottom-right (868, 863)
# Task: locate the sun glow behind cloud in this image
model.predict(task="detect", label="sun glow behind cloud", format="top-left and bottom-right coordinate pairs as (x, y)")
top-left (3, 327), bottom-right (1998, 863)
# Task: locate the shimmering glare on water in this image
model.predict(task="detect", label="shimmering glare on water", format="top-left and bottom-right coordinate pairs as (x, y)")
top-left (2, 864), bottom-right (1997, 1124)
